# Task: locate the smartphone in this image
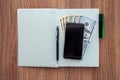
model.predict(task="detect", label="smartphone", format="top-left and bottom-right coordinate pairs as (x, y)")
top-left (64, 23), bottom-right (84, 59)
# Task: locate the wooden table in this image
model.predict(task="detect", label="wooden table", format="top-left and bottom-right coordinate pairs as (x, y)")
top-left (0, 0), bottom-right (120, 80)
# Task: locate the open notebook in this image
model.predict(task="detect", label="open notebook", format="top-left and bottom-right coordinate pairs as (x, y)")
top-left (18, 9), bottom-right (99, 67)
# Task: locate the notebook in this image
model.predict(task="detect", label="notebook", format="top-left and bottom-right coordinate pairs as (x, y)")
top-left (18, 9), bottom-right (99, 67)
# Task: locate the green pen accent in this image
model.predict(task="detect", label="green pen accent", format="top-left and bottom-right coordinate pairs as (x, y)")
top-left (102, 14), bottom-right (104, 38)
top-left (99, 14), bottom-right (105, 38)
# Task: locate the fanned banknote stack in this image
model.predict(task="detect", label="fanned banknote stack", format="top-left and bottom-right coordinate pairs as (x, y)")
top-left (59, 15), bottom-right (96, 54)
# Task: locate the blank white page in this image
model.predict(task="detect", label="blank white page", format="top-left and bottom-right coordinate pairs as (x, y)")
top-left (18, 9), bottom-right (58, 67)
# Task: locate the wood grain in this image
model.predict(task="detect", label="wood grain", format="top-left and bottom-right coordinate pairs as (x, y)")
top-left (0, 0), bottom-right (120, 80)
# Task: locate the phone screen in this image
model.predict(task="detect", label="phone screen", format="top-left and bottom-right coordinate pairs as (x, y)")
top-left (64, 23), bottom-right (84, 59)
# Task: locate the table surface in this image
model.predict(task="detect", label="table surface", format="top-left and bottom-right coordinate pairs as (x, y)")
top-left (0, 0), bottom-right (120, 80)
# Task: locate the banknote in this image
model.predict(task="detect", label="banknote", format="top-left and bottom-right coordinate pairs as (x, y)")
top-left (63, 16), bottom-right (67, 31)
top-left (59, 18), bottom-right (64, 35)
top-left (59, 16), bottom-right (68, 39)
top-left (79, 16), bottom-right (96, 33)
top-left (59, 15), bottom-right (96, 54)
top-left (79, 16), bottom-right (96, 53)
top-left (68, 15), bottom-right (75, 23)
top-left (74, 16), bottom-right (80, 23)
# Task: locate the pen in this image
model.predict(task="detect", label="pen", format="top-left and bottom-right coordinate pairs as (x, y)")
top-left (56, 26), bottom-right (59, 61)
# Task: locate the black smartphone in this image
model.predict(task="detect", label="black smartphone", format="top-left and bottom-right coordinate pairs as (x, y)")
top-left (64, 23), bottom-right (84, 59)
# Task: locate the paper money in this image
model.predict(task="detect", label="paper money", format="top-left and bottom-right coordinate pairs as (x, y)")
top-left (74, 16), bottom-right (80, 23)
top-left (59, 15), bottom-right (96, 54)
top-left (59, 16), bottom-right (68, 39)
top-left (79, 16), bottom-right (96, 53)
top-left (60, 18), bottom-right (64, 35)
top-left (79, 16), bottom-right (96, 33)
top-left (68, 15), bottom-right (75, 23)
